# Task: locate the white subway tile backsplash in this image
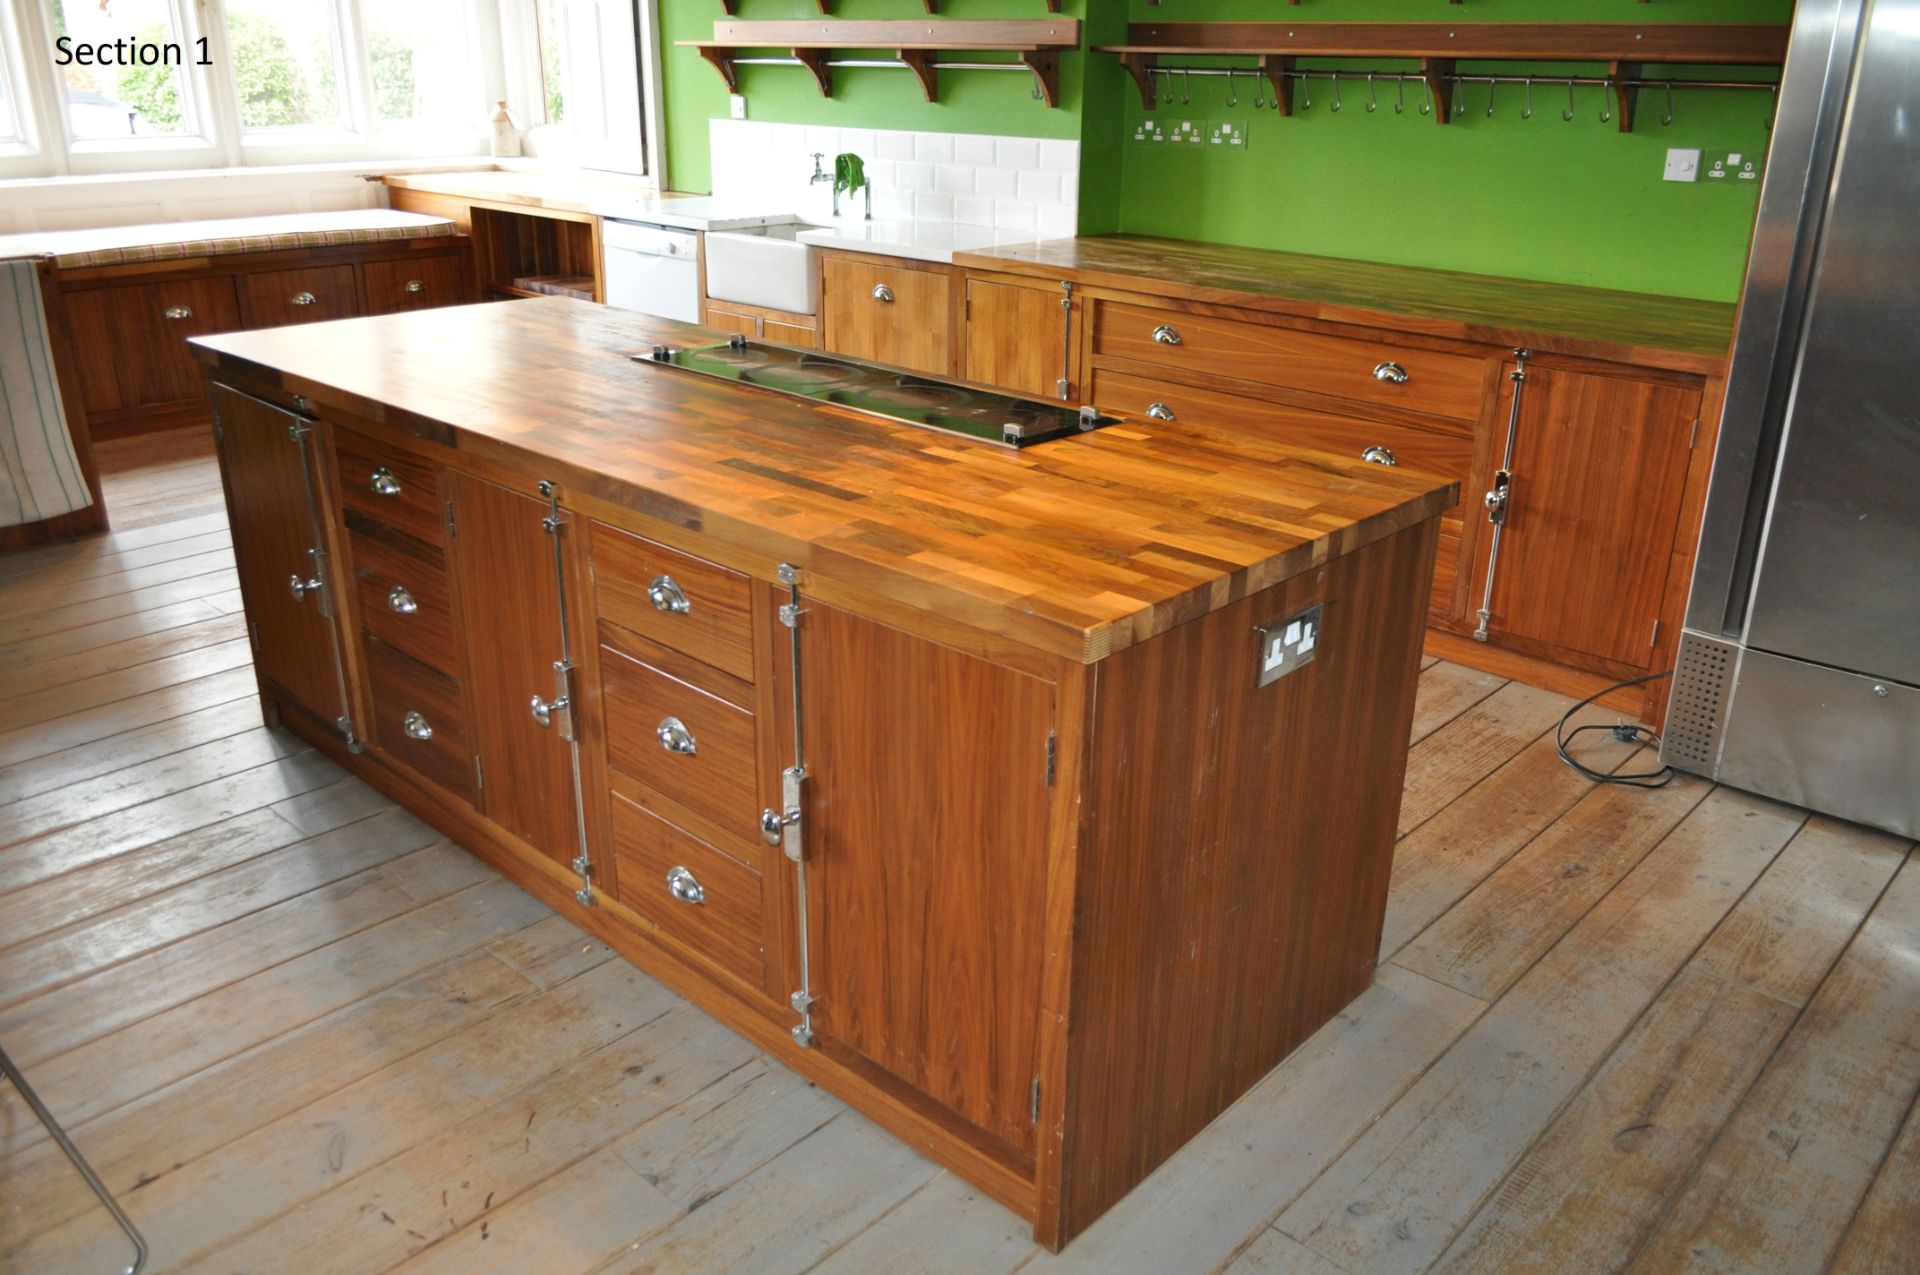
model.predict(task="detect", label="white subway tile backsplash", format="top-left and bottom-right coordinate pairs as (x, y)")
top-left (915, 193), bottom-right (955, 221)
top-left (934, 164), bottom-right (973, 196)
top-left (1017, 171), bottom-right (1060, 203)
top-left (1038, 203), bottom-right (1078, 237)
top-left (993, 199), bottom-right (1038, 230)
top-left (954, 196), bottom-right (997, 227)
top-left (914, 134), bottom-right (955, 165)
top-left (974, 167), bottom-right (1018, 199)
top-left (877, 131), bottom-right (915, 161)
top-left (838, 129), bottom-right (877, 159)
top-left (895, 161), bottom-right (935, 193)
top-left (953, 134), bottom-right (996, 167)
top-left (875, 189), bottom-right (916, 220)
top-left (995, 138), bottom-right (1041, 170)
top-left (1039, 139), bottom-right (1077, 174)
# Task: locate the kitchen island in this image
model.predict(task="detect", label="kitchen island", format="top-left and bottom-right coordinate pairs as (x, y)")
top-left (190, 297), bottom-right (1454, 1249)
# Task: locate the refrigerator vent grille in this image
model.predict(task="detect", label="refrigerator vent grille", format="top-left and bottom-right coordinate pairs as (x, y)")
top-left (1666, 633), bottom-right (1738, 771)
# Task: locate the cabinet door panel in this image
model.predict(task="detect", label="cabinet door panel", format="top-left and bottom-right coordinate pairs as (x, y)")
top-left (821, 257), bottom-right (950, 376)
top-left (451, 472), bottom-right (580, 868)
top-left (79, 277), bottom-right (244, 412)
top-left (1488, 364), bottom-right (1699, 667)
top-left (963, 278), bottom-right (1066, 401)
top-left (803, 603), bottom-right (1053, 1157)
top-left (210, 383), bottom-right (343, 722)
top-left (242, 265), bottom-right (360, 329)
top-left (362, 255), bottom-right (467, 315)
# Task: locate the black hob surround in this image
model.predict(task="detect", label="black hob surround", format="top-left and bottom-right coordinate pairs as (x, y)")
top-left (633, 336), bottom-right (1116, 448)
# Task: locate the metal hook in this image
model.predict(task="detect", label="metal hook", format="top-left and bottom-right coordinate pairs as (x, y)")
top-left (1663, 80), bottom-right (1675, 126)
top-left (1564, 77), bottom-right (1577, 122)
top-left (1301, 73), bottom-right (1313, 111)
top-left (1599, 77), bottom-right (1613, 124)
top-left (1253, 71), bottom-right (1265, 111)
top-left (1522, 76), bottom-right (1534, 120)
top-left (1181, 68), bottom-right (1191, 107)
top-left (1419, 75), bottom-right (1433, 116)
top-left (1764, 83), bottom-right (1776, 131)
top-left (1225, 69), bottom-right (1238, 109)
top-left (1330, 71), bottom-right (1342, 112)
top-left (1452, 76), bottom-right (1465, 119)
top-left (1487, 79), bottom-right (1498, 118)
top-left (1395, 75), bottom-right (1407, 115)
top-left (1159, 68), bottom-right (1172, 107)
top-left (1366, 73), bottom-right (1379, 114)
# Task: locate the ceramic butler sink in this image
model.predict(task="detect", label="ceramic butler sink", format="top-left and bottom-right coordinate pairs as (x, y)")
top-left (704, 224), bottom-right (820, 316)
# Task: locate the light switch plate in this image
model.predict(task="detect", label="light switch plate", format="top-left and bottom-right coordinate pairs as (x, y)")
top-left (728, 94), bottom-right (747, 120)
top-left (1663, 147), bottom-right (1702, 182)
top-left (1256, 603), bottom-right (1322, 687)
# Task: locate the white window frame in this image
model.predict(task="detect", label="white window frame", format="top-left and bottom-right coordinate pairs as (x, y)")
top-left (0, 0), bottom-right (658, 181)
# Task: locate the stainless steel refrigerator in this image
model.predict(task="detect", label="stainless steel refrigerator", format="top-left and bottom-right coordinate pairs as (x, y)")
top-left (1663, 0), bottom-right (1920, 836)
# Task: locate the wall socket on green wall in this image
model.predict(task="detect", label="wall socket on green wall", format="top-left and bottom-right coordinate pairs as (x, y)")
top-left (1132, 118), bottom-right (1209, 147)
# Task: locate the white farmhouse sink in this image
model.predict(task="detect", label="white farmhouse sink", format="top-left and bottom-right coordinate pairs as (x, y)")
top-left (704, 224), bottom-right (820, 316)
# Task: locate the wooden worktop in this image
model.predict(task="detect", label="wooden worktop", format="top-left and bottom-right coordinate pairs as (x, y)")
top-left (955, 235), bottom-right (1736, 375)
top-left (191, 297), bottom-right (1453, 665)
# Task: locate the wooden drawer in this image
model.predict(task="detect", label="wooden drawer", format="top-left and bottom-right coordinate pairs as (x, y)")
top-left (610, 790), bottom-right (764, 986)
top-left (590, 522), bottom-right (754, 682)
top-left (67, 277), bottom-right (244, 413)
top-left (333, 427), bottom-right (447, 555)
top-left (1093, 369), bottom-right (1472, 506)
top-left (821, 255), bottom-right (951, 376)
top-left (364, 635), bottom-right (474, 803)
top-left (349, 529), bottom-right (458, 674)
top-left (363, 255), bottom-right (467, 316)
top-left (242, 265), bottom-right (361, 329)
top-left (1093, 301), bottom-right (1489, 423)
top-left (601, 642), bottom-right (759, 841)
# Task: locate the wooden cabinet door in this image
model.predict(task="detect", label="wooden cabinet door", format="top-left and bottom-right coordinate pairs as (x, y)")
top-left (363, 255), bottom-right (468, 315)
top-left (241, 265), bottom-right (361, 329)
top-left (210, 383), bottom-right (350, 727)
top-left (69, 277), bottom-right (243, 413)
top-left (820, 256), bottom-right (951, 376)
top-left (963, 277), bottom-right (1068, 401)
top-left (1485, 361), bottom-right (1700, 668)
top-left (450, 472), bottom-right (581, 869)
top-left (800, 602), bottom-right (1054, 1157)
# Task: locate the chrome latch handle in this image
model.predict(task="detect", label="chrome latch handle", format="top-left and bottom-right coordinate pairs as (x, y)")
top-left (666, 865), bottom-right (706, 905)
top-left (871, 284), bottom-right (894, 303)
top-left (529, 692), bottom-right (570, 728)
top-left (402, 711), bottom-right (433, 740)
top-left (387, 584), bottom-right (418, 614)
top-left (656, 716), bottom-right (698, 755)
top-left (370, 466), bottom-right (402, 497)
top-left (1484, 468), bottom-right (1513, 526)
top-left (1146, 402), bottom-right (1175, 422)
top-left (1372, 361), bottom-right (1410, 384)
top-left (1362, 445), bottom-right (1398, 466)
top-left (291, 291), bottom-right (318, 307)
top-left (289, 573), bottom-right (322, 602)
top-left (647, 575), bottom-right (691, 614)
top-left (1151, 323), bottom-right (1182, 346)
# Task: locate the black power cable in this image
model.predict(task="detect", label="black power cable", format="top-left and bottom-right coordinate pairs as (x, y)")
top-left (1555, 669), bottom-right (1676, 789)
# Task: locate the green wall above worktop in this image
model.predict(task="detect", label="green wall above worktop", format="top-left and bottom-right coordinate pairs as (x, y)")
top-left (658, 0), bottom-right (1792, 302)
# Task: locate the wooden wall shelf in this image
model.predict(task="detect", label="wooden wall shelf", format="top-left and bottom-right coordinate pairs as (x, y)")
top-left (718, 2), bottom-right (1062, 12)
top-left (684, 19), bottom-right (1081, 108)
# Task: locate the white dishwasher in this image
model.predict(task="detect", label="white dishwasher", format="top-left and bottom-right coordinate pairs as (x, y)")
top-left (601, 219), bottom-right (701, 323)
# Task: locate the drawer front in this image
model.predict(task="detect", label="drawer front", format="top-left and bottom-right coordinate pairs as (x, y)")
top-left (610, 791), bottom-right (764, 986)
top-left (601, 643), bottom-right (759, 840)
top-left (1093, 369), bottom-right (1473, 504)
top-left (821, 256), bottom-right (951, 376)
top-left (242, 265), bottom-right (361, 329)
top-left (364, 634), bottom-right (474, 803)
top-left (1094, 301), bottom-right (1489, 423)
top-left (350, 530), bottom-right (458, 673)
top-left (590, 522), bottom-right (755, 682)
top-left (363, 255), bottom-right (467, 315)
top-left (333, 428), bottom-right (447, 555)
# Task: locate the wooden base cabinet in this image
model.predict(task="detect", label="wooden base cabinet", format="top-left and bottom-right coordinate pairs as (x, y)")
top-left (201, 370), bottom-right (1441, 1251)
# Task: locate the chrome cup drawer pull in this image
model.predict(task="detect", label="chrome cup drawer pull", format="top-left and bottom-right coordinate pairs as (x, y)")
top-left (1146, 402), bottom-right (1176, 422)
top-left (369, 466), bottom-right (402, 497)
top-left (1151, 323), bottom-right (1182, 346)
top-left (1362, 446), bottom-right (1399, 466)
top-left (288, 573), bottom-right (322, 602)
top-left (291, 291), bottom-right (318, 307)
top-left (164, 304), bottom-right (193, 321)
top-left (872, 283), bottom-right (894, 303)
top-left (387, 584), bottom-right (419, 614)
top-left (404, 279), bottom-right (426, 294)
top-left (1372, 361), bottom-right (1410, 384)
top-left (647, 575), bottom-right (691, 614)
top-left (401, 711), bottom-right (434, 741)
top-left (657, 716), bottom-right (698, 755)
top-left (666, 865), bottom-right (706, 905)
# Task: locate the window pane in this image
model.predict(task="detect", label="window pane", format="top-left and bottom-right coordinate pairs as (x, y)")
top-left (534, 0), bottom-right (564, 123)
top-left (364, 0), bottom-right (475, 128)
top-left (0, 55), bottom-right (17, 143)
top-left (48, 0), bottom-right (195, 139)
top-left (220, 0), bottom-right (347, 131)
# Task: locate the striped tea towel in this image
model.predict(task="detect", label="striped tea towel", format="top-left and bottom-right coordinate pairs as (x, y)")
top-left (0, 257), bottom-right (92, 529)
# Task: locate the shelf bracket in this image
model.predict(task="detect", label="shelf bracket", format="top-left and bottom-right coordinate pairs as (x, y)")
top-left (899, 49), bottom-right (938, 102)
top-left (792, 47), bottom-right (833, 97)
top-left (1019, 50), bottom-right (1061, 108)
top-left (1119, 51), bottom-right (1158, 109)
top-left (1421, 57), bottom-right (1456, 125)
top-left (1611, 61), bottom-right (1642, 132)
top-left (696, 46), bottom-right (738, 93)
top-left (1259, 54), bottom-right (1296, 115)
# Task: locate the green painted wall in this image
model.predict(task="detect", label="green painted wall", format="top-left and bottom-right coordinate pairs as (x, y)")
top-left (659, 0), bottom-right (1788, 301)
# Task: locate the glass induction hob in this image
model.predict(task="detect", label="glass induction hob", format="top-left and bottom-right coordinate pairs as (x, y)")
top-left (632, 335), bottom-right (1116, 448)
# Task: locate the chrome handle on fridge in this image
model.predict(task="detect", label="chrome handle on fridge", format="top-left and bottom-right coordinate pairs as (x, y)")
top-left (1151, 323), bottom-right (1182, 346)
top-left (647, 575), bottom-right (691, 614)
top-left (666, 866), bottom-right (706, 905)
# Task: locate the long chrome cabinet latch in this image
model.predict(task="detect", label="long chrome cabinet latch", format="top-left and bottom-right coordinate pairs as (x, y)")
top-left (538, 479), bottom-right (598, 907)
top-left (1474, 348), bottom-right (1531, 643)
top-left (1057, 281), bottom-right (1075, 401)
top-left (278, 397), bottom-right (360, 752)
top-left (774, 562), bottom-right (816, 1049)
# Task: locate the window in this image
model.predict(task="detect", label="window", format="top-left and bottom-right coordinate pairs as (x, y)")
top-left (219, 0), bottom-right (348, 134)
top-left (47, 0), bottom-right (198, 141)
top-left (365, 0), bottom-right (478, 131)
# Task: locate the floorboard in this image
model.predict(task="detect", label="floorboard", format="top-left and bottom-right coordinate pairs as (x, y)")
top-left (1, 428), bottom-right (1909, 1275)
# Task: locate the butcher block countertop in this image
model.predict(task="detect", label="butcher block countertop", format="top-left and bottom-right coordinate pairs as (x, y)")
top-left (190, 297), bottom-right (1454, 664)
top-left (955, 235), bottom-right (1736, 375)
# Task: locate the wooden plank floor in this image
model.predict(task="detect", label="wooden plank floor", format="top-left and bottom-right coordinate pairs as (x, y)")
top-left (3, 426), bottom-right (1915, 1275)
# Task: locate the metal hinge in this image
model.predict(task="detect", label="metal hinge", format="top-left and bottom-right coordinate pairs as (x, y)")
top-left (1651, 618), bottom-right (1663, 648)
top-left (1031, 1078), bottom-right (1041, 1124)
top-left (473, 754), bottom-right (484, 790)
top-left (1689, 418), bottom-right (1701, 449)
top-left (211, 407), bottom-right (224, 444)
top-left (247, 621), bottom-right (260, 655)
top-left (1045, 732), bottom-right (1056, 787)
top-left (444, 500), bottom-right (456, 538)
